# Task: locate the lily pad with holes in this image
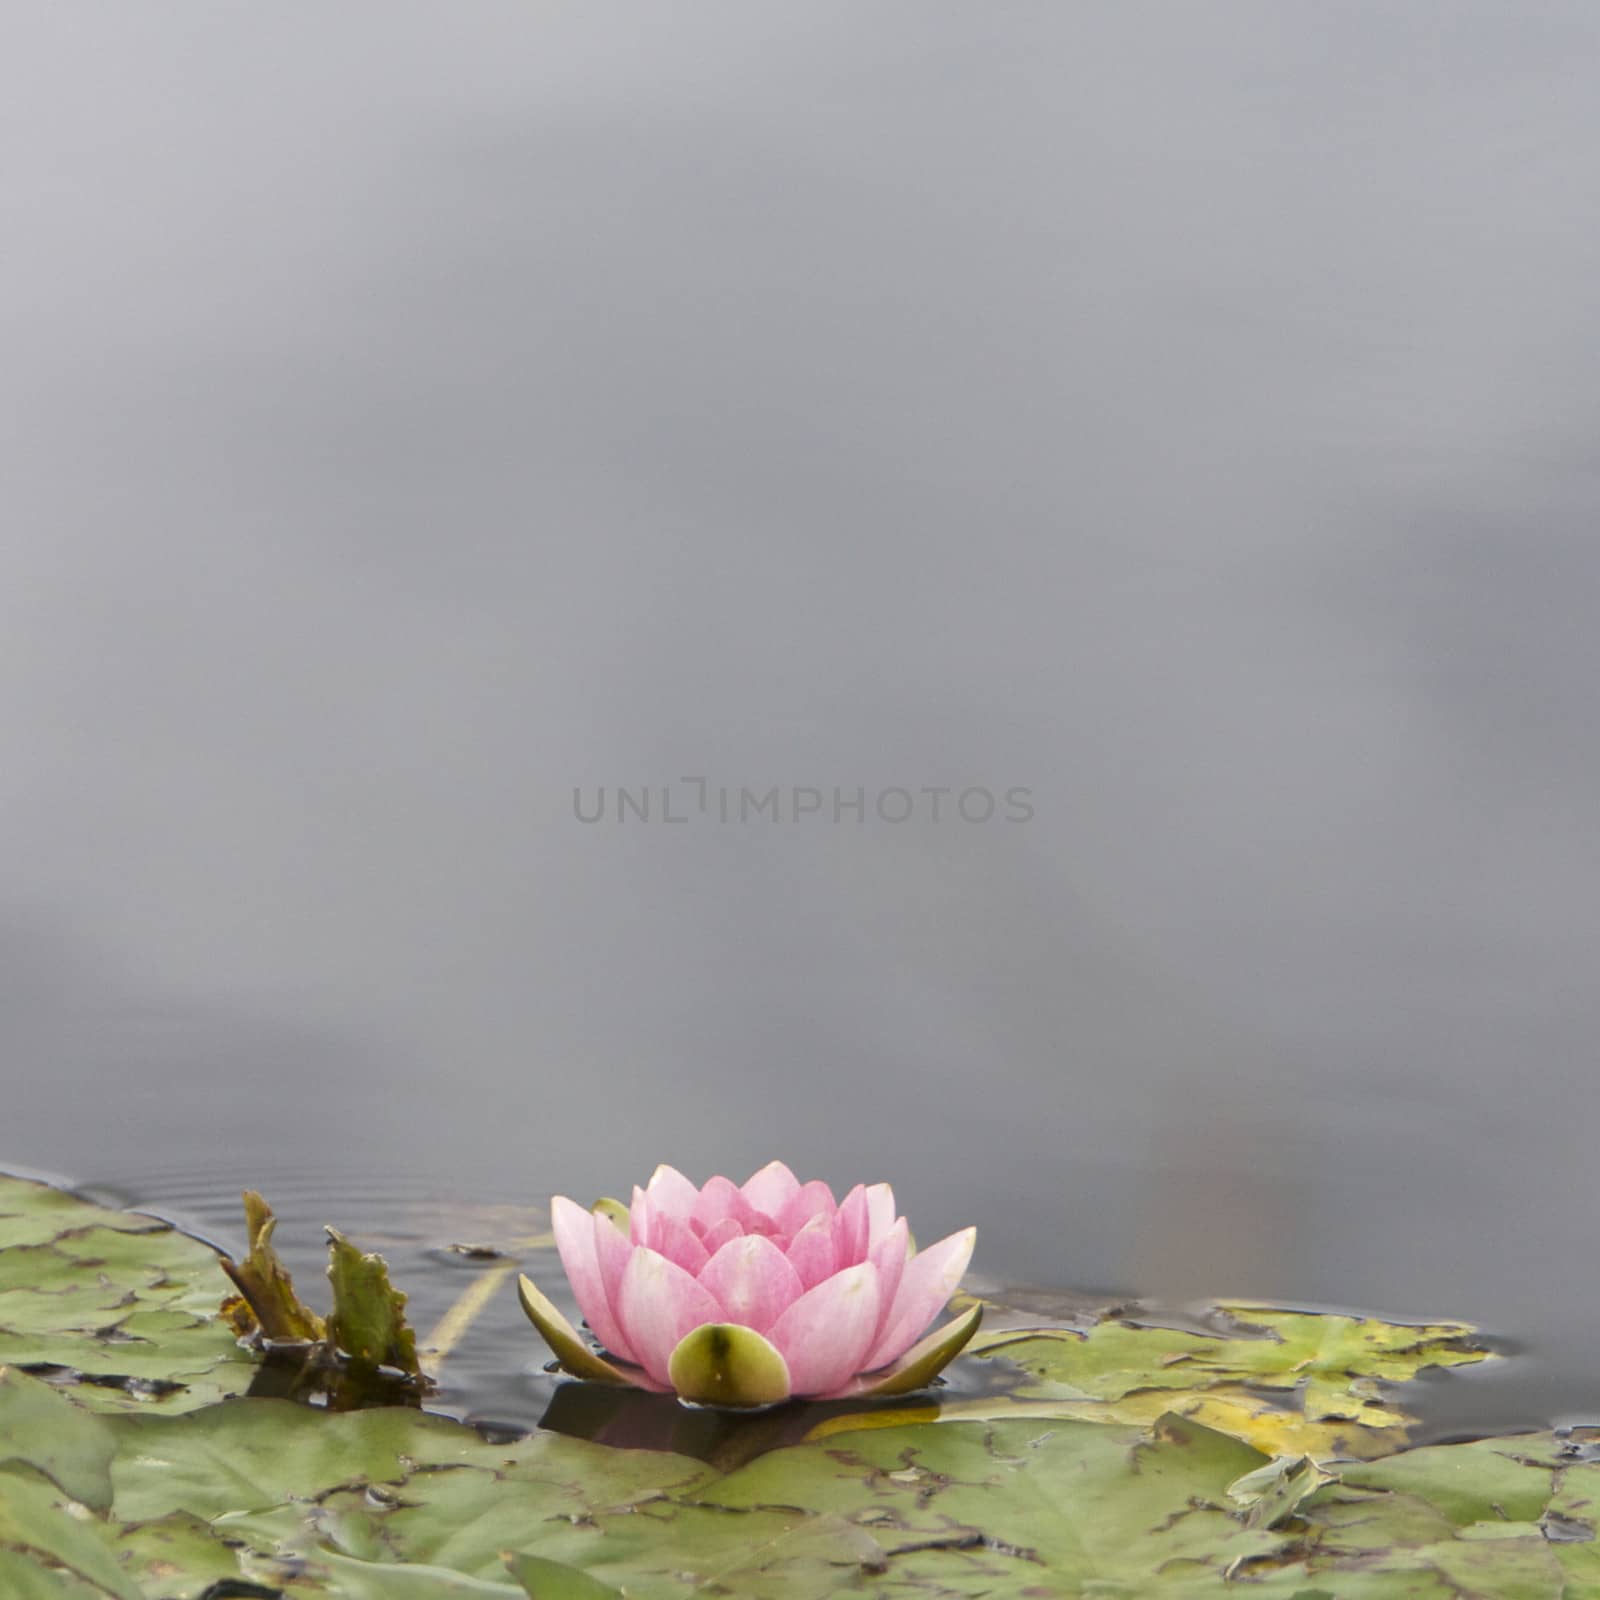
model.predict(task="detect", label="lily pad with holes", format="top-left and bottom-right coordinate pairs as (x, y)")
top-left (0, 1174), bottom-right (255, 1414)
top-left (4, 1167), bottom-right (1588, 1599)
top-left (949, 1299), bottom-right (1490, 1459)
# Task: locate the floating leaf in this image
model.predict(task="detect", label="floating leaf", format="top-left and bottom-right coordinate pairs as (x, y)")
top-left (505, 1553), bottom-right (626, 1598)
top-left (4, 1169), bottom-right (1583, 1597)
top-left (0, 1173), bottom-right (255, 1414)
top-left (0, 1366), bottom-right (116, 1510)
top-left (964, 1299), bottom-right (1489, 1459)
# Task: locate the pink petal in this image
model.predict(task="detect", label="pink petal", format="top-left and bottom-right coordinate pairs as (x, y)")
top-left (777, 1179), bottom-right (836, 1237)
top-left (835, 1184), bottom-right (869, 1267)
top-left (653, 1212), bottom-right (711, 1275)
top-left (868, 1218), bottom-right (909, 1346)
top-left (692, 1175), bottom-right (756, 1232)
top-left (699, 1216), bottom-right (743, 1255)
top-left (865, 1183), bottom-right (897, 1246)
top-left (629, 1186), bottom-right (653, 1248)
top-left (645, 1164), bottom-right (701, 1221)
top-left (551, 1196), bottom-right (623, 1353)
top-left (616, 1246), bottom-right (723, 1387)
top-left (697, 1234), bottom-right (804, 1334)
top-left (783, 1211), bottom-right (838, 1289)
top-left (864, 1226), bottom-right (976, 1371)
top-left (741, 1160), bottom-right (801, 1218)
top-left (767, 1262), bottom-right (881, 1397)
top-left (591, 1210), bottom-right (641, 1364)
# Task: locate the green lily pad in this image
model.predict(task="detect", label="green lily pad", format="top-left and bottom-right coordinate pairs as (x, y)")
top-left (0, 1173), bottom-right (255, 1414)
top-left (3, 1169), bottom-right (1586, 1597)
top-left (14, 1352), bottom-right (1590, 1598)
top-left (0, 1366), bottom-right (116, 1510)
top-left (959, 1299), bottom-right (1489, 1459)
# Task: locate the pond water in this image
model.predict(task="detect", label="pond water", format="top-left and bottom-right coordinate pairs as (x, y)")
top-left (4, 5), bottom-right (1600, 1442)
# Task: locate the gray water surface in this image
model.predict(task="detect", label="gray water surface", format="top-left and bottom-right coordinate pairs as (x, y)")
top-left (4, 4), bottom-right (1600, 1434)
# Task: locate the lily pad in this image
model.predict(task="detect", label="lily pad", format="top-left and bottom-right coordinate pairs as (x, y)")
top-left (8, 1355), bottom-right (1593, 1598)
top-left (4, 1169), bottom-right (1583, 1598)
top-left (0, 1174), bottom-right (255, 1414)
top-left (956, 1299), bottom-right (1489, 1459)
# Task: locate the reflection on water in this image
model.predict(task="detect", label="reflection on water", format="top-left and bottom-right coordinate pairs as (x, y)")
top-left (5, 3), bottom-right (1600, 1433)
top-left (535, 1381), bottom-right (943, 1471)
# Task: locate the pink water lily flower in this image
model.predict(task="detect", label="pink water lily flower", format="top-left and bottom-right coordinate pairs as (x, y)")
top-left (517, 1162), bottom-right (980, 1407)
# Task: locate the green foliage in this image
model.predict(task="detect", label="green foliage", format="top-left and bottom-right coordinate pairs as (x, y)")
top-left (952, 1297), bottom-right (1488, 1458)
top-left (0, 1174), bottom-right (254, 1414)
top-left (324, 1228), bottom-right (419, 1375)
top-left (3, 1169), bottom-right (1590, 1598)
top-left (221, 1194), bottom-right (423, 1389)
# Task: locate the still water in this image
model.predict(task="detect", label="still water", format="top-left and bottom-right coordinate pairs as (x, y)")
top-left (4, 4), bottom-right (1600, 1438)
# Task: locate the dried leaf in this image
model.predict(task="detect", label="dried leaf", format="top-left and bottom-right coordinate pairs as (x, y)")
top-left (218, 1190), bottom-right (325, 1344)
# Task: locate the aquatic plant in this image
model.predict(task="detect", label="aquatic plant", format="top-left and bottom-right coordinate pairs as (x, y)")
top-left (518, 1160), bottom-right (981, 1406)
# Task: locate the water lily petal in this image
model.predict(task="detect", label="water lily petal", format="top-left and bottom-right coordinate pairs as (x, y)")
top-left (591, 1209), bottom-right (640, 1364)
top-left (865, 1183), bottom-right (897, 1245)
top-left (644, 1164), bottom-right (701, 1221)
top-left (864, 1226), bottom-right (976, 1372)
top-left (629, 1186), bottom-right (653, 1248)
top-left (697, 1234), bottom-right (803, 1334)
top-left (768, 1261), bottom-right (881, 1397)
top-left (782, 1211), bottom-right (838, 1289)
top-left (777, 1179), bottom-right (836, 1237)
top-left (691, 1175), bottom-right (756, 1232)
top-left (617, 1246), bottom-right (723, 1386)
top-left (667, 1323), bottom-right (791, 1408)
top-left (653, 1212), bottom-right (711, 1276)
top-left (835, 1183), bottom-right (869, 1267)
top-left (740, 1159), bottom-right (801, 1218)
top-left (698, 1216), bottom-right (743, 1256)
top-left (839, 1302), bottom-right (983, 1399)
top-left (551, 1196), bottom-right (632, 1361)
top-left (868, 1218), bottom-right (909, 1345)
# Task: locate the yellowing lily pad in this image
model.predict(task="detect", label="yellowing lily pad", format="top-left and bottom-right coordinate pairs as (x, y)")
top-left (962, 1298), bottom-right (1489, 1460)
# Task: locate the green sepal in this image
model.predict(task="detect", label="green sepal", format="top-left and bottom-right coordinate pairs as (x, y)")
top-left (855, 1302), bottom-right (983, 1398)
top-left (516, 1274), bottom-right (632, 1386)
top-left (667, 1323), bottom-right (792, 1408)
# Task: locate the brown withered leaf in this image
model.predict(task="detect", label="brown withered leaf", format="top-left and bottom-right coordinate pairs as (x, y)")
top-left (218, 1190), bottom-right (325, 1344)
